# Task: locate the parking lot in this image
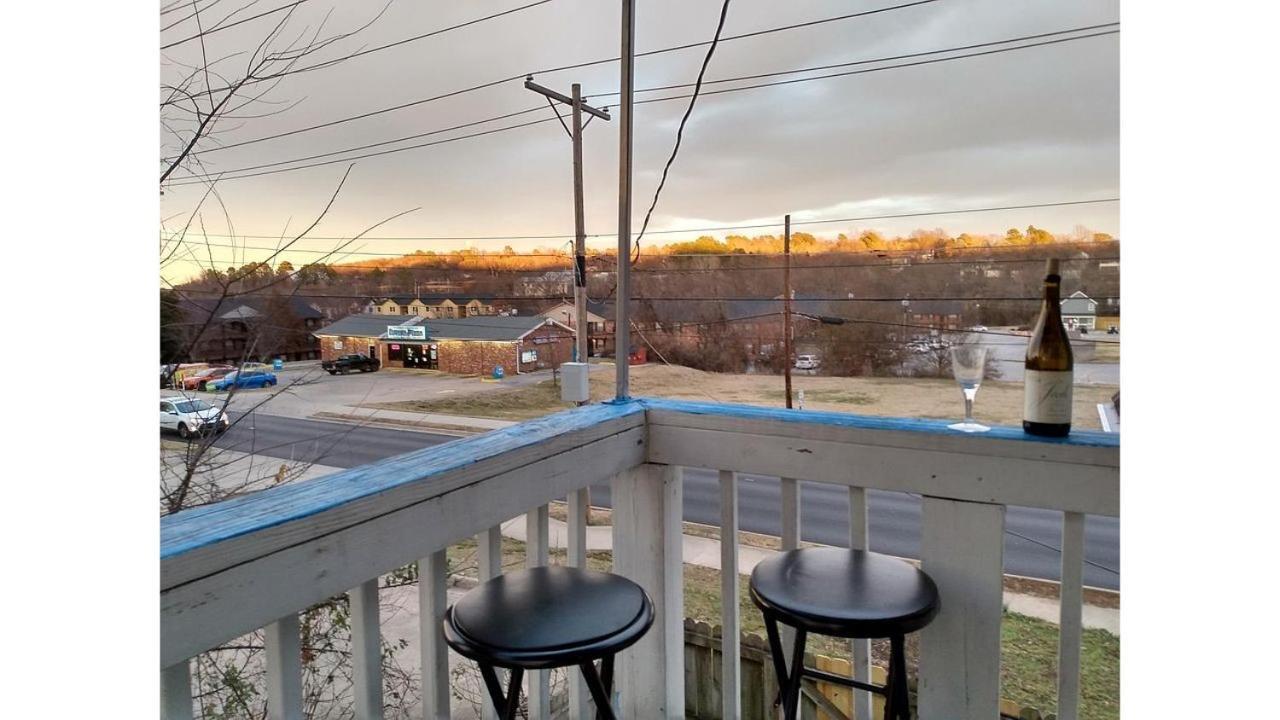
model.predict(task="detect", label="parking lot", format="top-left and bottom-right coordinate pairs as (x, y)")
top-left (162, 361), bottom-right (563, 424)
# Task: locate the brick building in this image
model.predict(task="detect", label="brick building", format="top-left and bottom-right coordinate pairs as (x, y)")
top-left (178, 295), bottom-right (324, 364)
top-left (313, 313), bottom-right (573, 376)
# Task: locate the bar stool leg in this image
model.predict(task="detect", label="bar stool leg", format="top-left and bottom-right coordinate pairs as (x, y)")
top-left (887, 634), bottom-right (909, 720)
top-left (477, 664), bottom-right (525, 720)
top-left (579, 659), bottom-right (617, 720)
top-left (783, 628), bottom-right (808, 720)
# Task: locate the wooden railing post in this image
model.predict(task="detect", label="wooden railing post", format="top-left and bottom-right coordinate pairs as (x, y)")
top-left (160, 660), bottom-right (193, 720)
top-left (611, 464), bottom-right (684, 718)
top-left (848, 487), bottom-right (873, 720)
top-left (567, 489), bottom-right (592, 718)
top-left (476, 525), bottom-right (503, 720)
top-left (918, 496), bottom-right (1006, 719)
top-left (780, 477), bottom-right (802, 664)
top-left (1057, 511), bottom-right (1086, 720)
top-left (265, 614), bottom-right (303, 720)
top-left (719, 470), bottom-right (742, 719)
top-left (349, 579), bottom-right (383, 720)
top-left (419, 550), bottom-right (450, 720)
top-left (527, 505), bottom-right (551, 719)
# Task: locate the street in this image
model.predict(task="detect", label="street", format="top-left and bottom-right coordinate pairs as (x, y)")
top-left (210, 412), bottom-right (1120, 590)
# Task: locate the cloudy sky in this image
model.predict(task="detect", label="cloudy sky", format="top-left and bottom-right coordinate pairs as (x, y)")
top-left (159, 0), bottom-right (1119, 282)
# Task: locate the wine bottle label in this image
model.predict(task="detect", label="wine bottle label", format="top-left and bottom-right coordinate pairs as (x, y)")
top-left (1024, 369), bottom-right (1074, 424)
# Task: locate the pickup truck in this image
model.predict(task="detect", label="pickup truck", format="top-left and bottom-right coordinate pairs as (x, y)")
top-left (322, 354), bottom-right (381, 374)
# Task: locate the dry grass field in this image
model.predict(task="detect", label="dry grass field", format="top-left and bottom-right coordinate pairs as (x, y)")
top-left (371, 362), bottom-right (1118, 430)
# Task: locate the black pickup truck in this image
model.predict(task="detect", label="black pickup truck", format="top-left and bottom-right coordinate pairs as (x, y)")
top-left (321, 354), bottom-right (381, 374)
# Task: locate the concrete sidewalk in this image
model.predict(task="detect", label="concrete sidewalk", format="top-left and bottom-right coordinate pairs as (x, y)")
top-left (501, 514), bottom-right (1120, 635)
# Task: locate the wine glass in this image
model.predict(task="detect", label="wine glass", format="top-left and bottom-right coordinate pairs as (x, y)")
top-left (948, 344), bottom-right (990, 432)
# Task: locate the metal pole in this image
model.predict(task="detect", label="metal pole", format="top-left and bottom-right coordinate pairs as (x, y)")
top-left (571, 83), bottom-right (589, 368)
top-left (615, 0), bottom-right (635, 400)
top-left (783, 214), bottom-right (793, 409)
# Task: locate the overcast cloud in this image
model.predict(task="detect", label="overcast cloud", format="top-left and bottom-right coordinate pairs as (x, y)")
top-left (160, 0), bottom-right (1119, 280)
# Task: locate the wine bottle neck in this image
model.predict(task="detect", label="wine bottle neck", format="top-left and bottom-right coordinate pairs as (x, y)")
top-left (1043, 277), bottom-right (1061, 305)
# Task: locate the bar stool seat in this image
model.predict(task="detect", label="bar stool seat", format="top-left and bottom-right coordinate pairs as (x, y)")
top-left (443, 566), bottom-right (654, 719)
top-left (750, 548), bottom-right (940, 720)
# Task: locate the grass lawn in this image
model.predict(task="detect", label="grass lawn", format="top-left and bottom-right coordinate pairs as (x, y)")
top-left (442, 535), bottom-right (1119, 720)
top-left (367, 363), bottom-right (1118, 430)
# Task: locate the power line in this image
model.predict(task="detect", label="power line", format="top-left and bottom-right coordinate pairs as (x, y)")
top-left (183, 1), bottom-right (944, 154)
top-left (630, 29), bottom-right (1119, 107)
top-left (163, 199), bottom-right (1121, 246)
top-left (164, 29), bottom-right (1117, 185)
top-left (173, 106), bottom-right (549, 178)
top-left (175, 254), bottom-right (1119, 273)
top-left (164, 115), bottom-right (561, 186)
top-left (175, 290), bottom-right (1120, 303)
top-left (634, 0), bottom-right (732, 252)
top-left (586, 22), bottom-right (1118, 100)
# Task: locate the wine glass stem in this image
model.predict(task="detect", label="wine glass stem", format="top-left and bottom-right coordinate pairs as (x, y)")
top-left (964, 396), bottom-right (974, 423)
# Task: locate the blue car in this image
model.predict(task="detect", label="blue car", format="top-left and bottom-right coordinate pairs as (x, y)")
top-left (211, 368), bottom-right (278, 391)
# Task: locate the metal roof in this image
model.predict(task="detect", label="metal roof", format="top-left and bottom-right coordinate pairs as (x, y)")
top-left (314, 313), bottom-right (566, 342)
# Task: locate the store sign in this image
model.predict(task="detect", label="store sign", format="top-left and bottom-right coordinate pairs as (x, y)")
top-left (386, 325), bottom-right (427, 340)
top-left (521, 350), bottom-right (538, 363)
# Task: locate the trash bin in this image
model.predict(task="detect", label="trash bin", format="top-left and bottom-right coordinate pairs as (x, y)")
top-left (492, 365), bottom-right (505, 380)
top-left (272, 358), bottom-right (284, 371)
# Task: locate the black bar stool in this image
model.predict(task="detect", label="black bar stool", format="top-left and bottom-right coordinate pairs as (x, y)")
top-left (749, 547), bottom-right (940, 720)
top-left (442, 565), bottom-right (654, 719)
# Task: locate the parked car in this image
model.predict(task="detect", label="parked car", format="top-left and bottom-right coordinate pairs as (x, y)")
top-left (160, 396), bottom-right (230, 438)
top-left (969, 325), bottom-right (989, 333)
top-left (793, 354), bottom-right (819, 371)
top-left (180, 365), bottom-right (234, 391)
top-left (322, 354), bottom-right (381, 374)
top-left (162, 363), bottom-right (212, 389)
top-left (210, 368), bottom-right (278, 391)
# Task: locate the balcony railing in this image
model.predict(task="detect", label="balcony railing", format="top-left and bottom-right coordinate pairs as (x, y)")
top-left (160, 397), bottom-right (1119, 720)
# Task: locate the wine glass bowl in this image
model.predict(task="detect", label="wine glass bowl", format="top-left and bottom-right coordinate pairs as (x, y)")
top-left (948, 344), bottom-right (990, 432)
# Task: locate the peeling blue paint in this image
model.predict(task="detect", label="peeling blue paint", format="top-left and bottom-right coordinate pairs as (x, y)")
top-left (162, 396), bottom-right (1117, 560)
top-left (636, 397), bottom-right (1120, 448)
top-left (161, 400), bottom-right (646, 560)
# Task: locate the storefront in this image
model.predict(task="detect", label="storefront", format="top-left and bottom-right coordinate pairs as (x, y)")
top-left (313, 314), bottom-right (573, 377)
top-left (387, 342), bottom-right (437, 369)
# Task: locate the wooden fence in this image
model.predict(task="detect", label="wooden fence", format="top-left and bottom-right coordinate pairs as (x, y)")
top-left (682, 619), bottom-right (1054, 720)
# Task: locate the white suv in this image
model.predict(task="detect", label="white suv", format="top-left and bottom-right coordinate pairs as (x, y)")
top-left (794, 354), bottom-right (819, 370)
top-left (161, 396), bottom-right (230, 438)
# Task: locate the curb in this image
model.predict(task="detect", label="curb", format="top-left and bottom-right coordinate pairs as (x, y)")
top-left (309, 411), bottom-right (486, 437)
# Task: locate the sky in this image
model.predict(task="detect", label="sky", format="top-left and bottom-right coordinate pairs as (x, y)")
top-left (159, 0), bottom-right (1120, 284)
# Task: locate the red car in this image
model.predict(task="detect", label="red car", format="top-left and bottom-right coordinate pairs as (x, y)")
top-left (181, 365), bottom-right (235, 391)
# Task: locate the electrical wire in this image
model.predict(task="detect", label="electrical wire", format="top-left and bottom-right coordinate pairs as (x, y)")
top-left (180, 0), bottom-right (946, 155)
top-left (634, 0), bottom-right (733, 256)
top-left (164, 29), bottom-right (1117, 185)
top-left (162, 199), bottom-right (1121, 246)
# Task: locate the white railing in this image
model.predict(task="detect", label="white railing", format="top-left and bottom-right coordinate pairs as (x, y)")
top-left (161, 397), bottom-right (1119, 720)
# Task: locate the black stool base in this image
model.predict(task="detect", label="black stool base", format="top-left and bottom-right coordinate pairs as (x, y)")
top-left (763, 615), bottom-right (912, 720)
top-left (476, 655), bottom-right (616, 720)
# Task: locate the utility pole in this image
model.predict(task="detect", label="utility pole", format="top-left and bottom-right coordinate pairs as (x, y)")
top-left (615, 0), bottom-right (636, 400)
top-left (783, 214), bottom-right (793, 409)
top-left (523, 78), bottom-right (611, 366)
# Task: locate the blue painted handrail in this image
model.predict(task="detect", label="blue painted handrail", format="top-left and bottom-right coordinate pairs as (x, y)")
top-left (635, 397), bottom-right (1120, 448)
top-left (162, 396), bottom-right (1117, 561)
top-left (161, 400), bottom-right (646, 560)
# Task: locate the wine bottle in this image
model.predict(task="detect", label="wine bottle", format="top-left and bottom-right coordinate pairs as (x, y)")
top-left (1023, 259), bottom-right (1074, 436)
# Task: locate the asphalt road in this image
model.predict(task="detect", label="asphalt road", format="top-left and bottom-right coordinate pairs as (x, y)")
top-left (211, 413), bottom-right (1120, 590)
